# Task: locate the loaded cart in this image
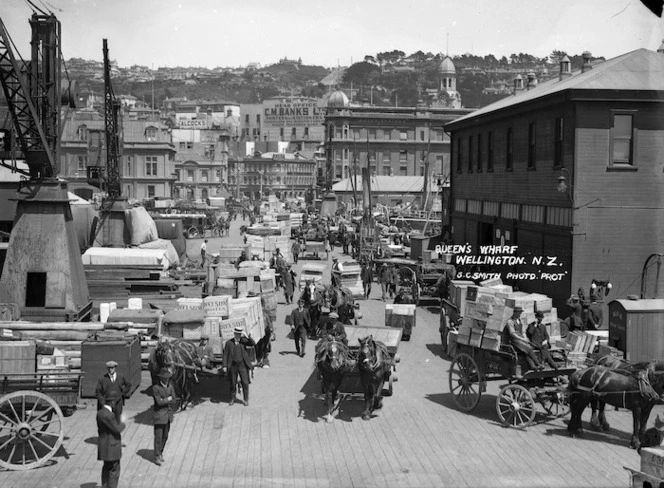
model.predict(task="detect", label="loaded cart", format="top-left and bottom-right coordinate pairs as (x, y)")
top-left (0, 341), bottom-right (83, 470)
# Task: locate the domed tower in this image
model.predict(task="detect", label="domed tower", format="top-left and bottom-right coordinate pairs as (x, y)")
top-left (437, 56), bottom-right (462, 108)
top-left (327, 89), bottom-right (350, 111)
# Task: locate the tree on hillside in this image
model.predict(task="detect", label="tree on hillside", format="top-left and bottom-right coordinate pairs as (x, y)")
top-left (364, 55), bottom-right (376, 64)
top-left (343, 61), bottom-right (381, 86)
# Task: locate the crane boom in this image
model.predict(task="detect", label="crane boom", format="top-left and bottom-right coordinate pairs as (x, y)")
top-left (103, 39), bottom-right (122, 198)
top-left (0, 14), bottom-right (60, 178)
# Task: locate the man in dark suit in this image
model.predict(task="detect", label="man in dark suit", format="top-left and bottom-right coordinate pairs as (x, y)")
top-left (152, 368), bottom-right (176, 466)
top-left (290, 299), bottom-right (311, 357)
top-left (96, 360), bottom-right (132, 422)
top-left (96, 390), bottom-right (126, 488)
top-left (222, 326), bottom-right (256, 406)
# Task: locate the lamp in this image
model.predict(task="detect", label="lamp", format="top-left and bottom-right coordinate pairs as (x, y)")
top-left (555, 167), bottom-right (600, 209)
top-left (590, 279), bottom-right (612, 298)
top-left (556, 168), bottom-right (570, 195)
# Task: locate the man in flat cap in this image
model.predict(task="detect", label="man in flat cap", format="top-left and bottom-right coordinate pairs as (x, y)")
top-left (152, 368), bottom-right (175, 466)
top-left (97, 389), bottom-right (126, 487)
top-left (96, 360), bottom-right (131, 422)
top-left (322, 312), bottom-right (348, 346)
top-left (503, 306), bottom-right (543, 371)
top-left (222, 326), bottom-right (255, 406)
top-left (527, 311), bottom-right (557, 369)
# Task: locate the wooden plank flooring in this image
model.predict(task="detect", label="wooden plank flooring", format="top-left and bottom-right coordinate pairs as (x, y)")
top-left (0, 287), bottom-right (647, 488)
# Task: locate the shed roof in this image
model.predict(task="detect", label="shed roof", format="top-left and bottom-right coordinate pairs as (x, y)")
top-left (609, 299), bottom-right (664, 312)
top-left (332, 176), bottom-right (439, 194)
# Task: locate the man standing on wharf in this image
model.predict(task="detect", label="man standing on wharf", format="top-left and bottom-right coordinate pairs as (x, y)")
top-left (223, 326), bottom-right (255, 406)
top-left (96, 360), bottom-right (131, 422)
top-left (96, 390), bottom-right (126, 488)
top-left (152, 368), bottom-right (175, 466)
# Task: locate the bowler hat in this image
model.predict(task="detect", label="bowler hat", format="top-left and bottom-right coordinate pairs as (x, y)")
top-left (158, 368), bottom-right (172, 379)
top-left (535, 311), bottom-right (544, 319)
top-left (513, 306), bottom-right (524, 313)
top-left (233, 326), bottom-right (244, 334)
top-left (329, 312), bottom-right (339, 319)
top-left (106, 360), bottom-right (118, 368)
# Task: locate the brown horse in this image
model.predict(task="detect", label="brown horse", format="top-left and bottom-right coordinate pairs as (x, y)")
top-left (315, 336), bottom-right (351, 423)
top-left (321, 285), bottom-right (358, 325)
top-left (357, 335), bottom-right (392, 421)
top-left (567, 361), bottom-right (664, 449)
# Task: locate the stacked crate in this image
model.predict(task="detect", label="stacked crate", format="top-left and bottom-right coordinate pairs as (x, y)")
top-left (0, 341), bottom-right (36, 374)
top-left (80, 336), bottom-right (142, 398)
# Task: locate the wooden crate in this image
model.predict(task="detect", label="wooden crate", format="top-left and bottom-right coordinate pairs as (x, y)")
top-left (0, 341), bottom-right (35, 374)
top-left (80, 336), bottom-right (142, 398)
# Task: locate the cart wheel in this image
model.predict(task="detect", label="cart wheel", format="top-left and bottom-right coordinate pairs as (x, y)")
top-left (448, 353), bottom-right (482, 412)
top-left (496, 384), bottom-right (536, 429)
top-left (414, 283), bottom-right (420, 306)
top-left (539, 390), bottom-right (570, 418)
top-left (0, 391), bottom-right (65, 471)
top-left (187, 226), bottom-right (200, 239)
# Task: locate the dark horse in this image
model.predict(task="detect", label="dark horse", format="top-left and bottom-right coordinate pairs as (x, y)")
top-left (357, 335), bottom-right (392, 421)
top-left (321, 285), bottom-right (358, 325)
top-left (567, 360), bottom-right (664, 449)
top-left (255, 312), bottom-right (274, 368)
top-left (148, 339), bottom-right (201, 411)
top-left (302, 282), bottom-right (323, 337)
top-left (315, 336), bottom-right (351, 423)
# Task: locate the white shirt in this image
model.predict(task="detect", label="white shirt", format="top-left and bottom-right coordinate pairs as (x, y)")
top-left (201, 242), bottom-right (207, 252)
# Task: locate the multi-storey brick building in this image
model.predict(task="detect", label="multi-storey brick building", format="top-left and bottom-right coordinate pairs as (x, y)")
top-left (59, 110), bottom-right (176, 200)
top-left (444, 48), bottom-right (664, 310)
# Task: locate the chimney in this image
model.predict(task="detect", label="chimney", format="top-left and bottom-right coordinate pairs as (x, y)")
top-left (526, 71), bottom-right (537, 90)
top-left (559, 55), bottom-right (572, 81)
top-left (513, 74), bottom-right (524, 95)
top-left (581, 51), bottom-right (592, 73)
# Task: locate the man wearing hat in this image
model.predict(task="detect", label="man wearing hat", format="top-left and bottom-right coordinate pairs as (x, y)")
top-left (196, 335), bottom-right (214, 370)
top-left (586, 294), bottom-right (603, 330)
top-left (361, 261), bottom-right (373, 299)
top-left (152, 368), bottom-right (175, 466)
top-left (322, 311), bottom-right (348, 346)
top-left (290, 299), bottom-right (311, 357)
top-left (527, 311), bottom-right (557, 369)
top-left (95, 360), bottom-right (132, 422)
top-left (222, 326), bottom-right (255, 406)
top-left (97, 389), bottom-right (126, 487)
top-left (503, 306), bottom-right (544, 371)
top-left (564, 294), bottom-right (584, 332)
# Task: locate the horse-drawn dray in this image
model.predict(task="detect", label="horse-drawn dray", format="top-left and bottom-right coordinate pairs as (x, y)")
top-left (315, 325), bottom-right (401, 422)
top-left (331, 260), bottom-right (363, 299)
top-left (0, 371), bottom-right (83, 470)
top-left (299, 263), bottom-right (327, 291)
top-left (448, 341), bottom-right (574, 428)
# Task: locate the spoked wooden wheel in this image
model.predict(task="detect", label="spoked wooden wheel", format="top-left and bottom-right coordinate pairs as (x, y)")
top-left (0, 391), bottom-right (65, 470)
top-left (186, 226), bottom-right (200, 239)
top-left (448, 353), bottom-right (482, 412)
top-left (539, 390), bottom-right (570, 418)
top-left (496, 384), bottom-right (536, 429)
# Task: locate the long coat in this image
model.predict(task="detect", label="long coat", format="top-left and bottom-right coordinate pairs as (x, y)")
top-left (222, 336), bottom-right (256, 370)
top-left (97, 407), bottom-right (125, 461)
top-left (152, 382), bottom-right (176, 425)
top-left (282, 270), bottom-right (294, 296)
top-left (96, 373), bottom-right (131, 410)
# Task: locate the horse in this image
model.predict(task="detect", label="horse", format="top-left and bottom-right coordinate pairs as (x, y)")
top-left (357, 335), bottom-right (392, 421)
top-left (567, 361), bottom-right (664, 449)
top-left (302, 283), bottom-right (323, 337)
top-left (315, 336), bottom-right (352, 423)
top-left (148, 339), bottom-right (202, 411)
top-left (320, 285), bottom-right (357, 325)
top-left (255, 312), bottom-right (274, 368)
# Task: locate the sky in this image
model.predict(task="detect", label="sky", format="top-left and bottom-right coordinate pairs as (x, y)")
top-left (2, 0), bottom-right (664, 68)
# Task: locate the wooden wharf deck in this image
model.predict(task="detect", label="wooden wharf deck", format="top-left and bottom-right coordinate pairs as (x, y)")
top-left (0, 227), bottom-right (650, 487)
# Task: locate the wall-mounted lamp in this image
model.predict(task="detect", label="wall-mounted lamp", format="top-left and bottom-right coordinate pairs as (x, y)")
top-left (556, 168), bottom-right (570, 194)
top-left (590, 279), bottom-right (612, 298)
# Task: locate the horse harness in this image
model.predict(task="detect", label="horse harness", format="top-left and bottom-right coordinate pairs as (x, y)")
top-left (574, 364), bottom-right (660, 408)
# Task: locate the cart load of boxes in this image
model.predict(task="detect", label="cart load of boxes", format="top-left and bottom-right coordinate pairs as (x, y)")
top-left (448, 279), bottom-right (609, 367)
top-left (161, 295), bottom-right (266, 356)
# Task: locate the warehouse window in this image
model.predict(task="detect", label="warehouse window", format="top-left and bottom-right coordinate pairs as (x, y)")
top-left (467, 135), bottom-right (473, 173)
top-left (476, 133), bottom-right (482, 172)
top-left (528, 122), bottom-right (536, 169)
top-left (610, 112), bottom-right (635, 166)
top-left (456, 138), bottom-right (462, 173)
top-left (487, 131), bottom-right (494, 172)
top-left (505, 127), bottom-right (513, 171)
top-left (554, 117), bottom-right (564, 167)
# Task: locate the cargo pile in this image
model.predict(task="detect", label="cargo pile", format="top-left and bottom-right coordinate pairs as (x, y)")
top-left (161, 296), bottom-right (266, 355)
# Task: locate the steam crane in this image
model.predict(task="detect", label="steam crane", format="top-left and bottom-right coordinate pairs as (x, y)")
top-left (0, 10), bottom-right (91, 321)
top-left (89, 39), bottom-right (128, 247)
